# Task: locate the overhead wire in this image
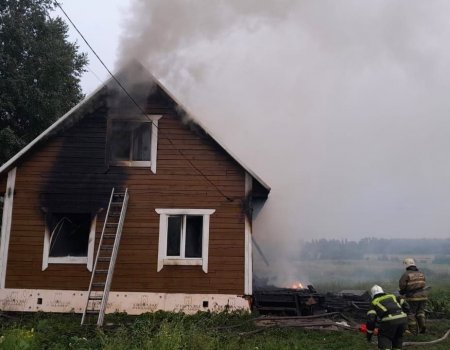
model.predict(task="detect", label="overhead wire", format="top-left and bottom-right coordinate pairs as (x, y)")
top-left (54, 1), bottom-right (235, 202)
top-left (85, 66), bottom-right (106, 87)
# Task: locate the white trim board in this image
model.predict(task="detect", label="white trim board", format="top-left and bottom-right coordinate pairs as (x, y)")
top-left (0, 167), bottom-right (17, 288)
top-left (151, 117), bottom-right (160, 174)
top-left (244, 172), bottom-right (253, 295)
top-left (0, 288), bottom-right (250, 314)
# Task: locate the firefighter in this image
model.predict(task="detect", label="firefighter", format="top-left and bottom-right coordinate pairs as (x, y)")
top-left (366, 285), bottom-right (409, 350)
top-left (399, 257), bottom-right (428, 335)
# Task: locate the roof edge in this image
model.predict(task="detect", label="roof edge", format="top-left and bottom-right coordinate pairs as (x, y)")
top-left (148, 72), bottom-right (271, 193)
top-left (0, 78), bottom-right (111, 176)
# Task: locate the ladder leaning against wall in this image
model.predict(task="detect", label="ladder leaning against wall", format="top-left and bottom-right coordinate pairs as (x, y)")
top-left (81, 188), bottom-right (129, 326)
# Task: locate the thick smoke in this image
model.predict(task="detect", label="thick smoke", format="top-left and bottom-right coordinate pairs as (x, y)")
top-left (118, 0), bottom-right (450, 285)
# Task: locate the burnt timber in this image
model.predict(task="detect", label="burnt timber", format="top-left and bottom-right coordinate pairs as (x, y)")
top-left (253, 286), bottom-right (370, 317)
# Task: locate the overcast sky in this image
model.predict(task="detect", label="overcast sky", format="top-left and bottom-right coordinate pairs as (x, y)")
top-left (58, 1), bottom-right (450, 247)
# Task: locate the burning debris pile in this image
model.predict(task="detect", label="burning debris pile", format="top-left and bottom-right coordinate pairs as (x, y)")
top-left (252, 281), bottom-right (371, 319)
top-left (323, 290), bottom-right (371, 317)
top-left (253, 284), bottom-right (325, 316)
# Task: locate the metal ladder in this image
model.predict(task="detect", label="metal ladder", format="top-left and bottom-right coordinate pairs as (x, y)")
top-left (81, 188), bottom-right (129, 326)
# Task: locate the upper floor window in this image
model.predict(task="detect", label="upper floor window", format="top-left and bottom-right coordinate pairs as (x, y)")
top-left (108, 116), bottom-right (161, 173)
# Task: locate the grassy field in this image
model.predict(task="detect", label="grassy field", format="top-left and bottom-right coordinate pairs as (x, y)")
top-left (1, 305), bottom-right (450, 350)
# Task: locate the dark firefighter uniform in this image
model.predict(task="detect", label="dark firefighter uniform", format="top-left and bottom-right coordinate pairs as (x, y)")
top-left (366, 293), bottom-right (409, 350)
top-left (399, 266), bottom-right (428, 334)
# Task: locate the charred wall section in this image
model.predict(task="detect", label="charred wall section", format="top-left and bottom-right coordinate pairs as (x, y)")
top-left (0, 175), bottom-right (6, 227)
top-left (39, 105), bottom-right (128, 213)
top-left (0, 176), bottom-right (6, 193)
top-left (6, 93), bottom-right (129, 290)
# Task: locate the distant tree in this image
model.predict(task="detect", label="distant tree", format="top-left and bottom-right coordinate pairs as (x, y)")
top-left (433, 255), bottom-right (450, 264)
top-left (0, 0), bottom-right (87, 164)
top-left (299, 237), bottom-right (450, 261)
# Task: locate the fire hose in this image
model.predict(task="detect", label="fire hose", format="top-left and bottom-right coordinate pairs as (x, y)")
top-left (359, 323), bottom-right (450, 347)
top-left (403, 328), bottom-right (450, 347)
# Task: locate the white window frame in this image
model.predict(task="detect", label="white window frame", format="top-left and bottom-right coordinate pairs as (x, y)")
top-left (156, 209), bottom-right (215, 273)
top-left (108, 115), bottom-right (161, 173)
top-left (42, 214), bottom-right (97, 271)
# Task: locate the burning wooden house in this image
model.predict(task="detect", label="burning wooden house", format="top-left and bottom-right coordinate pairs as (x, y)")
top-left (0, 62), bottom-right (270, 324)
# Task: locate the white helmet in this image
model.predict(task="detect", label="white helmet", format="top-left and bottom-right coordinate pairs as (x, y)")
top-left (403, 257), bottom-right (416, 268)
top-left (370, 285), bottom-right (384, 299)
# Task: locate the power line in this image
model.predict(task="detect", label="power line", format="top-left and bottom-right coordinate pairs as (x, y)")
top-left (54, 2), bottom-right (142, 112)
top-left (54, 1), bottom-right (234, 202)
top-left (86, 66), bottom-right (106, 87)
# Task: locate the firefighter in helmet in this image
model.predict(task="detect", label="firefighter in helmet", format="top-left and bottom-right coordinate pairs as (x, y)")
top-left (399, 257), bottom-right (428, 335)
top-left (366, 285), bottom-right (409, 350)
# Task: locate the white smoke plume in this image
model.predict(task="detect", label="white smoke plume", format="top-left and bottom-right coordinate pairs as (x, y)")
top-left (118, 0), bottom-right (450, 285)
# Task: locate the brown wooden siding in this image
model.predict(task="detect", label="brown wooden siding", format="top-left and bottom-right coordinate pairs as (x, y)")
top-left (0, 175), bottom-right (6, 195)
top-left (0, 175), bottom-right (6, 222)
top-left (6, 96), bottom-right (247, 295)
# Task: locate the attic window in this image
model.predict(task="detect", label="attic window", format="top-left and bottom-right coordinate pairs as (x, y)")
top-left (42, 212), bottom-right (96, 271)
top-left (108, 116), bottom-right (160, 173)
top-left (156, 209), bottom-right (215, 273)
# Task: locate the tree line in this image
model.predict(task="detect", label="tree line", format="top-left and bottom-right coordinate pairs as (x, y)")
top-left (0, 0), bottom-right (87, 165)
top-left (299, 238), bottom-right (450, 261)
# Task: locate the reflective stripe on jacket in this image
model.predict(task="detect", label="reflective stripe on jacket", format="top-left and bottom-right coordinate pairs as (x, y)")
top-left (366, 293), bottom-right (407, 332)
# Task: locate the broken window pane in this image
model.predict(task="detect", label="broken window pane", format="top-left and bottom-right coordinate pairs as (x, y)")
top-left (132, 122), bottom-right (151, 161)
top-left (167, 215), bottom-right (182, 256)
top-left (48, 213), bottom-right (91, 257)
top-left (185, 216), bottom-right (203, 258)
top-left (110, 121), bottom-right (131, 161)
top-left (110, 120), bottom-right (152, 163)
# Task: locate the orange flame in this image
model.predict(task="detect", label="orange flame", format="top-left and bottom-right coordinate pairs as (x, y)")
top-left (289, 282), bottom-right (304, 289)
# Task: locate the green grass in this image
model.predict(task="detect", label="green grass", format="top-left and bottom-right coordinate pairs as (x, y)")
top-left (1, 270), bottom-right (449, 350)
top-left (1, 309), bottom-right (449, 350)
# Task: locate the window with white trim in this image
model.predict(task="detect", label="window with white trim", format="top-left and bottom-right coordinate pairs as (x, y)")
top-left (156, 209), bottom-right (215, 273)
top-left (42, 212), bottom-right (96, 271)
top-left (108, 116), bottom-right (160, 173)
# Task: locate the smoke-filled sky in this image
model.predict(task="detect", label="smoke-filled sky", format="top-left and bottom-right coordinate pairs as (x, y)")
top-left (61, 0), bottom-right (450, 245)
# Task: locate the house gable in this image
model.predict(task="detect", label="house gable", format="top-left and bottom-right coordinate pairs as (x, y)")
top-left (0, 62), bottom-right (270, 199)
